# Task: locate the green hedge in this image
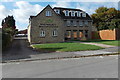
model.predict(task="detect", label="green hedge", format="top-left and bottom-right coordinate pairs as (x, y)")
top-left (2, 32), bottom-right (12, 51)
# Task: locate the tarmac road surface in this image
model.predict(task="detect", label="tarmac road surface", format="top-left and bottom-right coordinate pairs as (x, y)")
top-left (2, 55), bottom-right (118, 78)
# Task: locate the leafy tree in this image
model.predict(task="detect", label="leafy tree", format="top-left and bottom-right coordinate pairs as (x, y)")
top-left (1, 15), bottom-right (16, 50)
top-left (91, 7), bottom-right (120, 31)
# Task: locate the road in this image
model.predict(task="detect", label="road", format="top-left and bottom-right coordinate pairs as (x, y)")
top-left (2, 55), bottom-right (118, 78)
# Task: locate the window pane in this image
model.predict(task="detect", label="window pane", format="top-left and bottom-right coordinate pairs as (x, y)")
top-left (46, 11), bottom-right (52, 16)
top-left (79, 21), bottom-right (83, 26)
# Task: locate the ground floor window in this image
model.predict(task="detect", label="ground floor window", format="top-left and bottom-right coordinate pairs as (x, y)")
top-left (40, 30), bottom-right (45, 37)
top-left (85, 30), bottom-right (88, 38)
top-left (52, 29), bottom-right (57, 37)
top-left (73, 30), bottom-right (77, 39)
top-left (66, 30), bottom-right (71, 38)
top-left (79, 30), bottom-right (83, 38)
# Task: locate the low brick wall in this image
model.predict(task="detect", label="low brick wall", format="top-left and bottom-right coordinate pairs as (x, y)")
top-left (92, 28), bottom-right (120, 40)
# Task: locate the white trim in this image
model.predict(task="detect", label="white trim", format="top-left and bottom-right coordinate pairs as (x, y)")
top-left (71, 11), bottom-right (75, 16)
top-left (64, 10), bottom-right (69, 16)
top-left (82, 12), bottom-right (86, 17)
top-left (54, 9), bottom-right (60, 14)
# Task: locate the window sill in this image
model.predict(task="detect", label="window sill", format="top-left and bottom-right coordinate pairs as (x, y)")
top-left (40, 36), bottom-right (45, 38)
top-left (52, 36), bottom-right (58, 37)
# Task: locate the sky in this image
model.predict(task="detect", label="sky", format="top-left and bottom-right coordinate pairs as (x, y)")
top-left (0, 0), bottom-right (119, 30)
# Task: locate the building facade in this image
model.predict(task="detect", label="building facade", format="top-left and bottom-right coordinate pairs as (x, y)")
top-left (28, 5), bottom-right (92, 44)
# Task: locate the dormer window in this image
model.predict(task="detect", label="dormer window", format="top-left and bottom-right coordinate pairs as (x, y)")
top-left (64, 10), bottom-right (69, 16)
top-left (82, 12), bottom-right (86, 17)
top-left (77, 11), bottom-right (81, 17)
top-left (71, 11), bottom-right (75, 16)
top-left (54, 9), bottom-right (60, 14)
top-left (46, 11), bottom-right (52, 16)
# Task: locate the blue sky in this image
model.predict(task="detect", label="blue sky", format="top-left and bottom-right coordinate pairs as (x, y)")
top-left (0, 1), bottom-right (119, 30)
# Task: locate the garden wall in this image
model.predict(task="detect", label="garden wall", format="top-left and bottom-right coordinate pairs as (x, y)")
top-left (92, 28), bottom-right (120, 40)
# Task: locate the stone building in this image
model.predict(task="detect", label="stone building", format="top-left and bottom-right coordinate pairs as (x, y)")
top-left (28, 5), bottom-right (92, 44)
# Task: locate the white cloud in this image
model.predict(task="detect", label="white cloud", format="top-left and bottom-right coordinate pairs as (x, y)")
top-left (76, 3), bottom-right (96, 15)
top-left (13, 1), bottom-right (43, 24)
top-left (0, 5), bottom-right (12, 28)
top-left (52, 1), bottom-right (70, 8)
top-left (0, 1), bottom-right (44, 29)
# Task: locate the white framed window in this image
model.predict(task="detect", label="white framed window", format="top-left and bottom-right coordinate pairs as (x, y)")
top-left (40, 30), bottom-right (45, 37)
top-left (79, 21), bottom-right (83, 26)
top-left (54, 9), bottom-right (60, 14)
top-left (82, 12), bottom-right (86, 17)
top-left (71, 11), bottom-right (75, 16)
top-left (64, 10), bottom-right (69, 16)
top-left (46, 11), bottom-right (52, 16)
top-left (66, 20), bottom-right (70, 26)
top-left (77, 11), bottom-right (81, 17)
top-left (52, 29), bottom-right (57, 36)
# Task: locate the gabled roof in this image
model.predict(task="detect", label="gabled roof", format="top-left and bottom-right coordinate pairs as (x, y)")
top-left (29, 5), bottom-right (92, 20)
top-left (29, 5), bottom-right (52, 19)
top-left (53, 7), bottom-right (83, 12)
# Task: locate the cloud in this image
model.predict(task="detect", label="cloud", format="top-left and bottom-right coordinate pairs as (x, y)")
top-left (76, 2), bottom-right (118, 15)
top-left (0, 1), bottom-right (44, 29)
top-left (52, 1), bottom-right (70, 8)
top-left (13, 1), bottom-right (43, 25)
top-left (76, 3), bottom-right (96, 15)
top-left (0, 5), bottom-right (12, 28)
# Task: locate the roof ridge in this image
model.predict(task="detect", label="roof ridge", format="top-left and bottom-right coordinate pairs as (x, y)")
top-left (53, 7), bottom-right (83, 11)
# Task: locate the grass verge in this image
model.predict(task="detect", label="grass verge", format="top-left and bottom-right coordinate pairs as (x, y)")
top-left (81, 40), bottom-right (120, 46)
top-left (32, 42), bottom-right (103, 52)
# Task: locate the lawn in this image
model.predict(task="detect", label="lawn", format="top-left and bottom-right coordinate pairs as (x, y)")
top-left (81, 40), bottom-right (120, 46)
top-left (32, 42), bottom-right (103, 52)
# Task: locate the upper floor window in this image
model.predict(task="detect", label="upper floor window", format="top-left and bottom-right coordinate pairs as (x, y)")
top-left (64, 10), bottom-right (69, 16)
top-left (54, 9), bottom-right (60, 14)
top-left (46, 11), bottom-right (52, 16)
top-left (82, 12), bottom-right (86, 17)
top-left (84, 21), bottom-right (88, 25)
top-left (52, 29), bottom-right (57, 36)
top-left (79, 21), bottom-right (83, 26)
top-left (40, 30), bottom-right (45, 37)
top-left (66, 20), bottom-right (70, 26)
top-left (73, 21), bottom-right (77, 26)
top-left (71, 11), bottom-right (75, 16)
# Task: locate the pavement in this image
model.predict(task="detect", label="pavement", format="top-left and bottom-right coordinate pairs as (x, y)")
top-left (1, 39), bottom-right (119, 63)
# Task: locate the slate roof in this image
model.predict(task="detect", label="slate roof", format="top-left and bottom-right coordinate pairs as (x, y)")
top-left (53, 7), bottom-right (92, 20)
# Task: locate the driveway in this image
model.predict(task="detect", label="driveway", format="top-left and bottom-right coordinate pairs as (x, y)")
top-left (3, 39), bottom-right (39, 60)
top-left (2, 39), bottom-right (119, 62)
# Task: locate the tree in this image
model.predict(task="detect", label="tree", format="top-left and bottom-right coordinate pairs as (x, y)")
top-left (91, 7), bottom-right (120, 31)
top-left (2, 15), bottom-right (16, 29)
top-left (1, 15), bottom-right (16, 50)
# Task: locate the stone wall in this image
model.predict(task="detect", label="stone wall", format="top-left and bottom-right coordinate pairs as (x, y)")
top-left (29, 5), bottom-right (65, 44)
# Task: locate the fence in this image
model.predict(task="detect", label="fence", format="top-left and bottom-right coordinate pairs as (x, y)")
top-left (92, 28), bottom-right (120, 40)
